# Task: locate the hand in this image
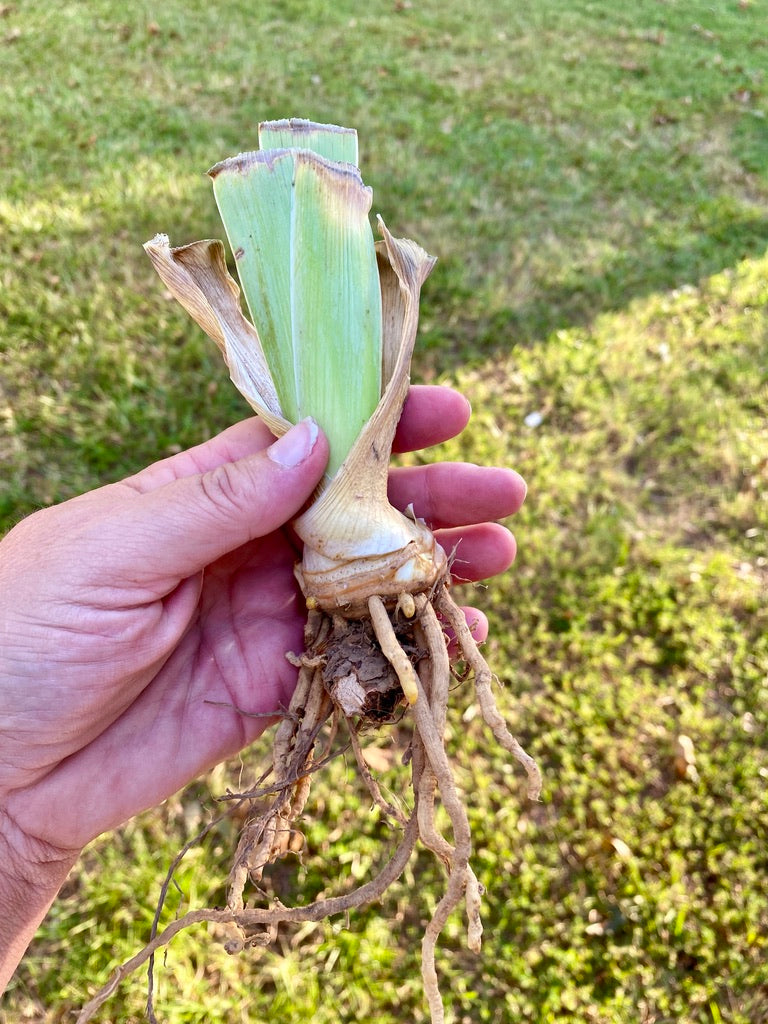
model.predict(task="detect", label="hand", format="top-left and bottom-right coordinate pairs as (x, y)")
top-left (0, 385), bottom-right (525, 985)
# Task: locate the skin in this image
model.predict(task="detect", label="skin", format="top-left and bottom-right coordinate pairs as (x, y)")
top-left (0, 385), bottom-right (526, 990)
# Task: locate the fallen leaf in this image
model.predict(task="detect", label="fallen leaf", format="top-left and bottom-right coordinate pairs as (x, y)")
top-left (691, 23), bottom-right (718, 42)
top-left (620, 60), bottom-right (649, 75)
top-left (652, 109), bottom-right (680, 126)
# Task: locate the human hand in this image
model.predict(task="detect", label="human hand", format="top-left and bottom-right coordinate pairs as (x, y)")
top-left (0, 386), bottom-right (525, 858)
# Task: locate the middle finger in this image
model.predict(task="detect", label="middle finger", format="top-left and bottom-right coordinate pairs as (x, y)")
top-left (387, 462), bottom-right (526, 530)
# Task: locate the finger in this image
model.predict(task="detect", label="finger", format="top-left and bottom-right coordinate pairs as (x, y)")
top-left (388, 462), bottom-right (526, 529)
top-left (458, 606), bottom-right (488, 644)
top-left (440, 606), bottom-right (489, 658)
top-left (113, 419), bottom-right (329, 589)
top-left (392, 385), bottom-right (471, 453)
top-left (435, 523), bottom-right (517, 583)
top-left (124, 417), bottom-right (275, 493)
top-left (436, 602), bottom-right (489, 659)
top-left (125, 384), bottom-right (469, 495)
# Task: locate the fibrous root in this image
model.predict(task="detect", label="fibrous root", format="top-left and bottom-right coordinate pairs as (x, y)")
top-left (75, 579), bottom-right (540, 1024)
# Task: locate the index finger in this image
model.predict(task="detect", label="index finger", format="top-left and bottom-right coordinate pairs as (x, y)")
top-left (125, 384), bottom-right (469, 496)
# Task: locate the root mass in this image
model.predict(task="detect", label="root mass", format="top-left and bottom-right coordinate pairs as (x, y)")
top-left (76, 579), bottom-right (540, 1024)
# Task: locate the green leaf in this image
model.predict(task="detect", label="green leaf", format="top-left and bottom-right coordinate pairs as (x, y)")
top-left (210, 123), bottom-right (382, 478)
top-left (258, 118), bottom-right (358, 166)
top-left (210, 150), bottom-right (299, 423)
top-left (291, 152), bottom-right (382, 476)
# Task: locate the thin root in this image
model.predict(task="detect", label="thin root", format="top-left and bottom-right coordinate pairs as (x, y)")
top-left (411, 669), bottom-right (473, 1024)
top-left (77, 583), bottom-right (540, 1024)
top-left (76, 813), bottom-right (420, 1024)
top-left (436, 587), bottom-right (542, 802)
top-left (346, 716), bottom-right (409, 828)
top-left (413, 597), bottom-right (484, 956)
top-left (227, 663), bottom-right (333, 912)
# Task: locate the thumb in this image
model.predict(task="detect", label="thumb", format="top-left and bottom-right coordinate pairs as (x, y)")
top-left (118, 418), bottom-right (328, 585)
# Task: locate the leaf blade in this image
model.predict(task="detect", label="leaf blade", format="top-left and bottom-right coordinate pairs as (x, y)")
top-left (258, 118), bottom-right (358, 166)
top-left (290, 152), bottom-right (382, 477)
top-left (209, 150), bottom-right (299, 423)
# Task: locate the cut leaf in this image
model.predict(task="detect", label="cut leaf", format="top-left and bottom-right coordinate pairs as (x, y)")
top-left (211, 142), bottom-right (383, 478)
top-left (291, 152), bottom-right (382, 477)
top-left (209, 151), bottom-right (298, 423)
top-left (258, 117), bottom-right (358, 165)
top-left (146, 121), bottom-right (439, 609)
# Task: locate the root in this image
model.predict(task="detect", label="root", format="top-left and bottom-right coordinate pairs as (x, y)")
top-left (227, 611), bottom-right (334, 913)
top-left (145, 795), bottom-right (252, 1020)
top-left (75, 812), bottom-right (420, 1024)
top-left (413, 596), bottom-right (484, 953)
top-left (411, 671), bottom-right (472, 1024)
top-left (369, 593), bottom-right (419, 704)
top-left (75, 580), bottom-right (540, 1024)
top-left (346, 715), bottom-right (410, 828)
top-left (227, 661), bottom-right (332, 912)
top-left (436, 589), bottom-right (542, 802)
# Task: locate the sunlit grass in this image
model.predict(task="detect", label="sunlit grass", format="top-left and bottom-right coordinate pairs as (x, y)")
top-left (1, 0), bottom-right (767, 1021)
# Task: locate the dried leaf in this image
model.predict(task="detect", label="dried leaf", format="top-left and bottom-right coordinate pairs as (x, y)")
top-left (143, 234), bottom-right (289, 437)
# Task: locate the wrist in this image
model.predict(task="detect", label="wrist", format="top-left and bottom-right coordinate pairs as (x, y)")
top-left (0, 807), bottom-right (80, 992)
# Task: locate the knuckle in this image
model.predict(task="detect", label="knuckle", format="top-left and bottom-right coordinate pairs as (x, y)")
top-left (198, 462), bottom-right (247, 517)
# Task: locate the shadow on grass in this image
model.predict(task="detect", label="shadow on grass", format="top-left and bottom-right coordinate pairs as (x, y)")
top-left (421, 203), bottom-right (768, 367)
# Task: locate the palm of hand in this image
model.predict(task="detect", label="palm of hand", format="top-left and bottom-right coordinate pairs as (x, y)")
top-left (1, 503), bottom-right (306, 851)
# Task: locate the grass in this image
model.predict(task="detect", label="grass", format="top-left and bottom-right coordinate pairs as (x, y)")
top-left (1, 0), bottom-right (767, 1021)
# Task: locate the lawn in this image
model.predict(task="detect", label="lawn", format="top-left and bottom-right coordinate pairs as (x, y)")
top-left (1, 1), bottom-right (767, 1022)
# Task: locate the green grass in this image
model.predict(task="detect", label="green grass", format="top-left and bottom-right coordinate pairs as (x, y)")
top-left (1, 0), bottom-right (767, 1021)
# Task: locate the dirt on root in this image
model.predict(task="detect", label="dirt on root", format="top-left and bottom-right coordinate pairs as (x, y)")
top-left (322, 616), bottom-right (423, 722)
